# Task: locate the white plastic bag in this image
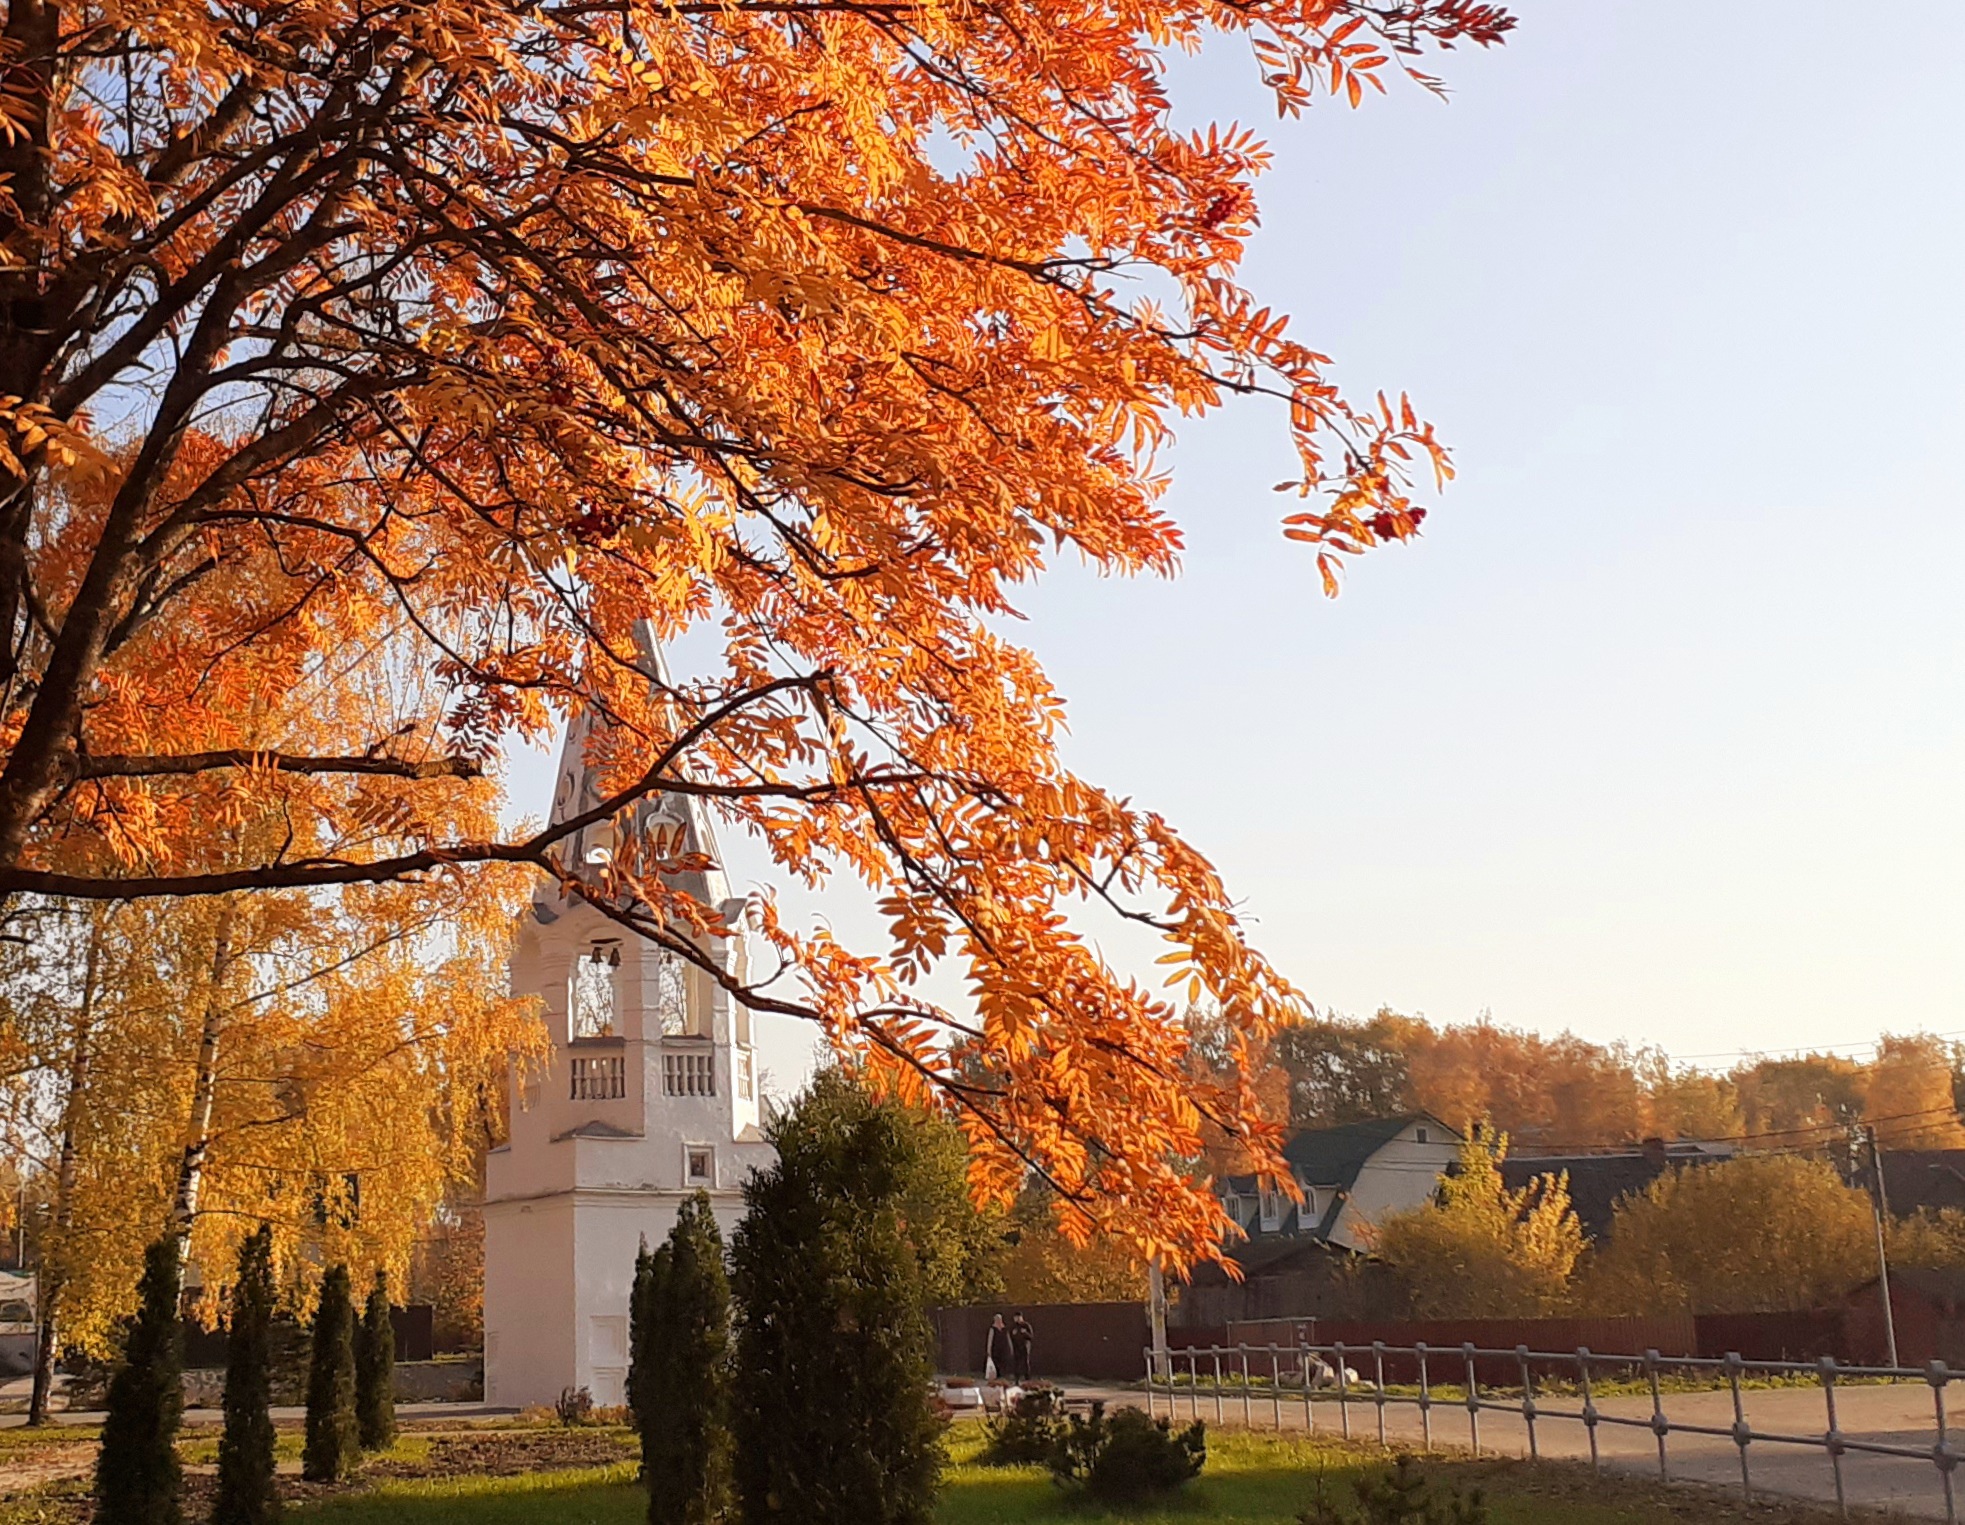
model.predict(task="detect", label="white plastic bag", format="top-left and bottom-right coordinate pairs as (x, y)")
top-left (985, 1355), bottom-right (997, 1381)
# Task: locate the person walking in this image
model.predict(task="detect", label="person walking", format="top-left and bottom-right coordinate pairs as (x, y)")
top-left (1009, 1312), bottom-right (1034, 1384)
top-left (985, 1314), bottom-right (1014, 1385)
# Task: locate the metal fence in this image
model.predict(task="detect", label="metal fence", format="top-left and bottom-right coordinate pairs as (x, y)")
top-left (1143, 1341), bottom-right (1965, 1522)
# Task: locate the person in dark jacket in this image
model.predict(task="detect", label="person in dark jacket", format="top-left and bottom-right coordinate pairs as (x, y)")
top-left (1009, 1312), bottom-right (1034, 1383)
top-left (986, 1314), bottom-right (1014, 1383)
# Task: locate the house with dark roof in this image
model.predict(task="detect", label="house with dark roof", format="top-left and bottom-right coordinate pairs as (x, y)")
top-left (1499, 1138), bottom-right (1734, 1243)
top-left (1217, 1114), bottom-right (1460, 1251)
top-left (1855, 1150), bottom-right (1965, 1217)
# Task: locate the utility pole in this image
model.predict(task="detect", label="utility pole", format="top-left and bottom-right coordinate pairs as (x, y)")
top-left (1147, 1261), bottom-right (1169, 1380)
top-left (1863, 1124), bottom-right (1900, 1370)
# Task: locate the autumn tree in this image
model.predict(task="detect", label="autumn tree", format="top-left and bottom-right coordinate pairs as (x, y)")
top-left (0, 0), bottom-right (1512, 1264)
top-left (1730, 1057), bottom-right (1868, 1144)
top-left (1276, 1010), bottom-right (1420, 1130)
top-left (1862, 1035), bottom-right (1965, 1148)
top-left (1584, 1155), bottom-right (1874, 1316)
top-left (996, 1185), bottom-right (1149, 1306)
top-left (0, 874), bottom-right (539, 1359)
top-left (1372, 1126), bottom-right (1582, 1318)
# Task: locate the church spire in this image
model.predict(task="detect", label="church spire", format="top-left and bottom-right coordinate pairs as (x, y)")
top-left (533, 624), bottom-right (731, 922)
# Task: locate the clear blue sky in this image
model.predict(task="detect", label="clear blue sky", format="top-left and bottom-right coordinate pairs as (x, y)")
top-left (509, 1), bottom-right (1965, 1081)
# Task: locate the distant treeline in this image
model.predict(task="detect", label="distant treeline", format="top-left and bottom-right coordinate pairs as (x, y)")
top-left (1196, 1007), bottom-right (1965, 1154)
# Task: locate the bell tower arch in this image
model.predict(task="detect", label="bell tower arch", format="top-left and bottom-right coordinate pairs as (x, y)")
top-left (482, 653), bottom-right (775, 1408)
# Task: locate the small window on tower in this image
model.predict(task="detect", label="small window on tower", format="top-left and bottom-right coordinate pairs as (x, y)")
top-left (571, 944), bottom-right (620, 1038)
top-left (1416, 1126), bottom-right (1430, 1144)
top-left (685, 1147), bottom-right (714, 1187)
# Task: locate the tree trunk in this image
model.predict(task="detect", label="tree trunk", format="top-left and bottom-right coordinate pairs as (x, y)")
top-left (169, 904), bottom-right (236, 1259)
top-left (27, 907), bottom-right (102, 1425)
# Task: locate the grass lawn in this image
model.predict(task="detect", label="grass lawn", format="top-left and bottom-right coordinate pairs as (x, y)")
top-left (274, 1426), bottom-right (1846, 1525)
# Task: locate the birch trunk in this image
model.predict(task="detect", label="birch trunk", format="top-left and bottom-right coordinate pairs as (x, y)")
top-left (27, 910), bottom-right (102, 1426)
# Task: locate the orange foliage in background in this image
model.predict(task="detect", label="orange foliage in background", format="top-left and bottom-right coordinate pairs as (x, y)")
top-left (0, 0), bottom-right (1514, 1265)
top-left (1280, 1010), bottom-right (1965, 1152)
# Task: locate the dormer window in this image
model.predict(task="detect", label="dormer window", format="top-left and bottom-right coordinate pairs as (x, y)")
top-left (572, 943), bottom-right (620, 1038)
top-left (1258, 1187), bottom-right (1283, 1233)
top-left (1416, 1126), bottom-right (1430, 1144)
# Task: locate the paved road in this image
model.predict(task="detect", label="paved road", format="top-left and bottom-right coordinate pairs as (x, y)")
top-left (1052, 1381), bottom-right (1963, 1520)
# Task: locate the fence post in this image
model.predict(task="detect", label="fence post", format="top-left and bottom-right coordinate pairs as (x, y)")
top-left (1302, 1347), bottom-right (1314, 1434)
top-left (1212, 1350), bottom-right (1223, 1425)
top-left (1517, 1345), bottom-right (1538, 1461)
top-left (1645, 1348), bottom-right (1669, 1483)
top-left (1336, 1343), bottom-right (1352, 1441)
top-left (1927, 1359), bottom-right (1956, 1525)
top-left (1416, 1341), bottom-right (1432, 1453)
top-left (1271, 1345), bottom-right (1283, 1431)
top-left (1818, 1356), bottom-right (1846, 1521)
top-left (1577, 1347), bottom-right (1599, 1476)
top-left (1144, 1347), bottom-right (1155, 1419)
top-left (1240, 1346), bottom-right (1252, 1428)
top-left (1724, 1351), bottom-right (1751, 1503)
top-left (1191, 1348), bottom-right (1202, 1422)
top-left (1462, 1343), bottom-right (1480, 1458)
top-left (1373, 1343), bottom-right (1387, 1446)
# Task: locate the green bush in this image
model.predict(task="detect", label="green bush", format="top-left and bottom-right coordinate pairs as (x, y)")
top-left (1299, 1455), bottom-right (1489, 1525)
top-left (354, 1271), bottom-right (396, 1452)
top-left (94, 1235), bottom-right (185, 1525)
top-left (1048, 1402), bottom-right (1204, 1504)
top-left (301, 1265), bottom-right (359, 1483)
top-left (639, 1192), bottom-right (733, 1525)
top-left (731, 1071), bottom-right (943, 1525)
top-left (627, 1236), bottom-right (655, 1447)
top-left (213, 1226), bottom-right (279, 1525)
top-left (980, 1382), bottom-right (1065, 1466)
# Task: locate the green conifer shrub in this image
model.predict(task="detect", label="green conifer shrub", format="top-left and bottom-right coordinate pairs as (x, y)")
top-left (354, 1270), bottom-right (397, 1452)
top-left (1048, 1402), bottom-right (1205, 1504)
top-left (93, 1235), bottom-right (185, 1525)
top-left (639, 1192), bottom-right (733, 1525)
top-left (731, 1072), bottom-right (942, 1525)
top-left (627, 1236), bottom-right (656, 1445)
top-left (213, 1226), bottom-right (280, 1525)
top-left (980, 1382), bottom-right (1065, 1466)
top-left (301, 1265), bottom-right (359, 1483)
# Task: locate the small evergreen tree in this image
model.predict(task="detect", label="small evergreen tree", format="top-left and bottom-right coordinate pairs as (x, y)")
top-left (213, 1227), bottom-right (280, 1525)
top-left (354, 1269), bottom-right (397, 1452)
top-left (731, 1072), bottom-right (942, 1525)
top-left (301, 1265), bottom-right (359, 1483)
top-left (94, 1235), bottom-right (185, 1525)
top-left (640, 1193), bottom-right (732, 1525)
top-left (626, 1235), bottom-right (656, 1445)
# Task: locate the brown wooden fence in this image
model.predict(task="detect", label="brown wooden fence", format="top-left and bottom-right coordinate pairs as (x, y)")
top-left (932, 1302), bottom-right (1148, 1381)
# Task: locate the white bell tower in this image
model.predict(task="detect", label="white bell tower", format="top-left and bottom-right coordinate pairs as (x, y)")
top-left (482, 684), bottom-right (775, 1409)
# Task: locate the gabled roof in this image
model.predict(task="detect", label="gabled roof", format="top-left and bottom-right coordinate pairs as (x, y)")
top-left (1502, 1143), bottom-right (1732, 1242)
top-left (1873, 1150), bottom-right (1965, 1216)
top-left (551, 1120), bottom-right (644, 1142)
top-left (1282, 1114), bottom-right (1455, 1190)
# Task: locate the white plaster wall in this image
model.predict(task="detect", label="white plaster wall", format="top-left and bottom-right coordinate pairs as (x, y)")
top-left (566, 1188), bottom-right (751, 1407)
top-left (483, 1192), bottom-right (576, 1409)
top-left (1329, 1120), bottom-right (1461, 1251)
